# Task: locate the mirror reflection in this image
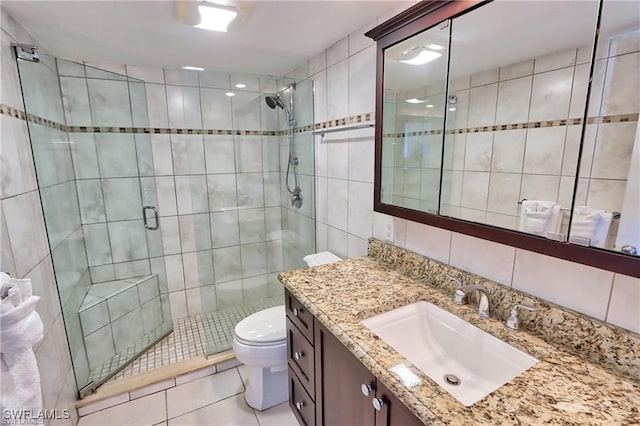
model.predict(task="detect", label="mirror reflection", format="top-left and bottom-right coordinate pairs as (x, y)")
top-left (440, 0), bottom-right (600, 240)
top-left (381, 23), bottom-right (450, 212)
top-left (569, 0), bottom-right (639, 254)
top-left (379, 0), bottom-right (639, 256)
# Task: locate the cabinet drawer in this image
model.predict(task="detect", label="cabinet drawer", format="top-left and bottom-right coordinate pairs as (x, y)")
top-left (286, 290), bottom-right (314, 342)
top-left (287, 318), bottom-right (315, 399)
top-left (289, 367), bottom-right (316, 426)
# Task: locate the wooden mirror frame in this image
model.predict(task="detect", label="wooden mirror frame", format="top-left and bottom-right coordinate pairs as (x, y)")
top-left (366, 0), bottom-right (640, 278)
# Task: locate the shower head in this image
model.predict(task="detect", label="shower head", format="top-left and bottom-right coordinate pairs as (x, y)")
top-left (265, 94), bottom-right (285, 110)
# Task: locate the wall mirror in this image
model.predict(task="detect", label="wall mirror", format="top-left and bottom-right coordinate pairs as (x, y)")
top-left (368, 0), bottom-right (639, 277)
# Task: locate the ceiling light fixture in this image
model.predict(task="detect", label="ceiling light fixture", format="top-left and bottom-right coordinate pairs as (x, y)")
top-left (449, 107), bottom-right (457, 111)
top-left (225, 92), bottom-right (235, 97)
top-left (195, 3), bottom-right (238, 32)
top-left (182, 66), bottom-right (204, 71)
top-left (234, 83), bottom-right (246, 88)
top-left (406, 98), bottom-right (425, 104)
top-left (426, 104), bottom-right (434, 108)
top-left (398, 46), bottom-right (442, 66)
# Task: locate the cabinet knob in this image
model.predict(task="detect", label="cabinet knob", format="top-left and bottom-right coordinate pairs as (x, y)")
top-left (292, 308), bottom-right (300, 316)
top-left (293, 351), bottom-right (304, 360)
top-left (295, 401), bottom-right (305, 410)
top-left (372, 398), bottom-right (384, 411)
top-left (361, 384), bottom-right (373, 396)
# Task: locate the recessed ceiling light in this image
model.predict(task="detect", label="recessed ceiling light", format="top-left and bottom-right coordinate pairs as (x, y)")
top-left (225, 92), bottom-right (235, 97)
top-left (449, 107), bottom-right (457, 111)
top-left (406, 98), bottom-right (425, 104)
top-left (182, 66), bottom-right (204, 71)
top-left (426, 104), bottom-right (434, 108)
top-left (398, 47), bottom-right (442, 66)
top-left (195, 4), bottom-right (238, 32)
top-left (235, 83), bottom-right (246, 88)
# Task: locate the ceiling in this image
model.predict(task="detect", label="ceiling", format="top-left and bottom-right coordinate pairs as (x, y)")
top-left (2, 0), bottom-right (403, 76)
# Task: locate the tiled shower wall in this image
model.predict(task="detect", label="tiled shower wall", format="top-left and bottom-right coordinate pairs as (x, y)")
top-left (0, 8), bottom-right (79, 424)
top-left (60, 64), bottom-right (292, 319)
top-left (291, 1), bottom-right (640, 335)
top-left (57, 62), bottom-right (164, 285)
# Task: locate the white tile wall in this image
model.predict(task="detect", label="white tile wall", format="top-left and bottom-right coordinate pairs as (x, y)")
top-left (606, 274), bottom-right (640, 333)
top-left (405, 222), bottom-right (451, 264)
top-left (512, 250), bottom-right (614, 320)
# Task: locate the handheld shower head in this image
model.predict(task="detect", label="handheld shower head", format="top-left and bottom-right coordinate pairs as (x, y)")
top-left (265, 95), bottom-right (285, 110)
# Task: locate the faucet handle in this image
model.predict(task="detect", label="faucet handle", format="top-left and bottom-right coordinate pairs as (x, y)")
top-left (505, 304), bottom-right (538, 332)
top-left (446, 274), bottom-right (463, 289)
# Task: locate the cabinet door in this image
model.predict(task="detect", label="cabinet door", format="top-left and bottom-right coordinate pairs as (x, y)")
top-left (315, 322), bottom-right (375, 426)
top-left (374, 381), bottom-right (424, 426)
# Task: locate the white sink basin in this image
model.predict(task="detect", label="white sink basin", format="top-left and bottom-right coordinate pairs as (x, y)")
top-left (361, 301), bottom-right (538, 406)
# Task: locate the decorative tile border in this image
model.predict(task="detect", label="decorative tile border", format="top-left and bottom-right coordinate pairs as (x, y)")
top-left (66, 126), bottom-right (282, 136)
top-left (2, 103), bottom-right (635, 139)
top-left (0, 104), bottom-right (26, 120)
top-left (382, 112), bottom-right (639, 138)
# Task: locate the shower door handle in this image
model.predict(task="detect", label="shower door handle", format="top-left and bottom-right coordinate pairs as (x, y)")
top-left (143, 206), bottom-right (159, 230)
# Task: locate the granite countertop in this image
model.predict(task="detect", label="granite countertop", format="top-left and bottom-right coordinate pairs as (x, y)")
top-left (279, 257), bottom-right (640, 425)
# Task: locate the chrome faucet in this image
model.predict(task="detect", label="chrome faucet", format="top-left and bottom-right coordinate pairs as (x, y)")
top-left (448, 276), bottom-right (491, 319)
top-left (504, 304), bottom-right (538, 332)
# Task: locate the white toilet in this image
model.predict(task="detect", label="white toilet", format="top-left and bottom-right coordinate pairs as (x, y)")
top-left (232, 251), bottom-right (341, 410)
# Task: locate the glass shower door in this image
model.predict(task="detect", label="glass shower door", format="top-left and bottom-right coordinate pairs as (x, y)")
top-left (197, 77), bottom-right (316, 356)
top-left (16, 53), bottom-right (172, 396)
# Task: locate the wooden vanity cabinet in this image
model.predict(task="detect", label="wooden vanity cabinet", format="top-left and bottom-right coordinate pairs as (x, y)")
top-left (285, 290), bottom-right (423, 426)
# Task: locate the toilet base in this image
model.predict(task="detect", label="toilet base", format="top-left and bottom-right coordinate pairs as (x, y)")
top-left (244, 363), bottom-right (288, 411)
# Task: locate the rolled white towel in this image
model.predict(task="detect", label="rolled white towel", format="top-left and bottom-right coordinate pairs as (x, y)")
top-left (572, 206), bottom-right (613, 248)
top-left (519, 200), bottom-right (559, 236)
top-left (0, 273), bottom-right (43, 420)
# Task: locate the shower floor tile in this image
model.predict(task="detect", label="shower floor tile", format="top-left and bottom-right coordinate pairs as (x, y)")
top-left (107, 296), bottom-right (283, 382)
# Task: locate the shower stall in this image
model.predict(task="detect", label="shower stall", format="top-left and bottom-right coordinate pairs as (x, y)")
top-left (15, 51), bottom-right (316, 397)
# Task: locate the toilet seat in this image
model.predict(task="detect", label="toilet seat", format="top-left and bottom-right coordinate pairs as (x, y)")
top-left (234, 305), bottom-right (286, 345)
top-left (233, 305), bottom-right (287, 369)
top-left (234, 335), bottom-right (285, 347)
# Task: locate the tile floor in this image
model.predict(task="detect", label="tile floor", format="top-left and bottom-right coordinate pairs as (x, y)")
top-left (108, 297), bottom-right (283, 382)
top-left (79, 366), bottom-right (298, 426)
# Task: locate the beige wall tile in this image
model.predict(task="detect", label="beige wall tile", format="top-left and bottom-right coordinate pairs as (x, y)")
top-left (606, 274), bottom-right (640, 333)
top-left (513, 249), bottom-right (614, 319)
top-left (450, 233), bottom-right (515, 285)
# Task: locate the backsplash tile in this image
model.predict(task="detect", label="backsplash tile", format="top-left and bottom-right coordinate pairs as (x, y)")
top-left (512, 249), bottom-right (614, 320)
top-left (606, 274), bottom-right (640, 334)
top-left (449, 233), bottom-right (515, 286)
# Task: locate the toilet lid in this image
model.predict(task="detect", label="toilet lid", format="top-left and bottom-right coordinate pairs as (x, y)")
top-left (234, 305), bottom-right (286, 345)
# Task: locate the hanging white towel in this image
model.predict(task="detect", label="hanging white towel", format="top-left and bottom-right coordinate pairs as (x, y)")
top-left (518, 200), bottom-right (561, 237)
top-left (572, 206), bottom-right (613, 248)
top-left (0, 272), bottom-right (44, 420)
top-left (546, 204), bottom-right (563, 237)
